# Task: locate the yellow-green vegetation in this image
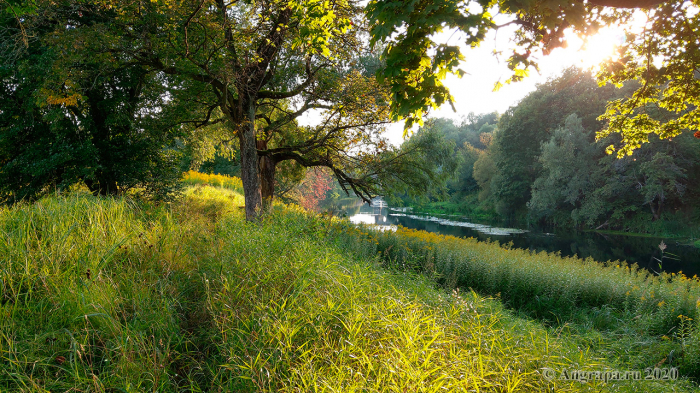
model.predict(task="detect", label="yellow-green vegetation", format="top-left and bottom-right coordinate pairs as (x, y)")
top-left (336, 226), bottom-right (700, 330)
top-left (181, 170), bottom-right (244, 193)
top-left (331, 224), bottom-right (700, 377)
top-left (1, 175), bottom-right (699, 391)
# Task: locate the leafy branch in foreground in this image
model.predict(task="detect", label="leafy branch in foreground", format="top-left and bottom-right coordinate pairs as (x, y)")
top-left (366, 0), bottom-right (699, 154)
top-left (597, 1), bottom-right (700, 156)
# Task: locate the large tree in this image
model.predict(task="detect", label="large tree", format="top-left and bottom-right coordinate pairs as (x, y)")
top-left (3, 0), bottom-right (407, 218)
top-left (121, 0), bottom-right (411, 220)
top-left (528, 114), bottom-right (601, 225)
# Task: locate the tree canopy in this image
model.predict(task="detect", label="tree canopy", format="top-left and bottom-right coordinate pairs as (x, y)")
top-left (2, 0), bottom-right (699, 219)
top-left (0, 6), bottom-right (183, 202)
top-left (366, 0), bottom-right (700, 155)
top-left (0, 0), bottom-right (454, 219)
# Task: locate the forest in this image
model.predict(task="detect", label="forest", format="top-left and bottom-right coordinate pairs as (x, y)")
top-left (0, 0), bottom-right (456, 220)
top-left (2, 0), bottom-right (699, 224)
top-left (393, 68), bottom-right (700, 237)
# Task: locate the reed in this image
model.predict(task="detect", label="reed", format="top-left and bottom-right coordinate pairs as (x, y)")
top-left (325, 222), bottom-right (700, 377)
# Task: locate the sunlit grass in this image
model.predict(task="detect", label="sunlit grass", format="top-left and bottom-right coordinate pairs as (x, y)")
top-left (328, 222), bottom-right (700, 378)
top-left (182, 170), bottom-right (244, 194)
top-left (0, 180), bottom-right (698, 391)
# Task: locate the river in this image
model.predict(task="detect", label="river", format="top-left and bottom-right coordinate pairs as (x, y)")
top-left (341, 200), bottom-right (700, 277)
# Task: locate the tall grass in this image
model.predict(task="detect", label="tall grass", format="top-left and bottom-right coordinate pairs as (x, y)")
top-left (182, 171), bottom-right (244, 193)
top-left (326, 223), bottom-right (700, 376)
top-left (0, 182), bottom-right (698, 391)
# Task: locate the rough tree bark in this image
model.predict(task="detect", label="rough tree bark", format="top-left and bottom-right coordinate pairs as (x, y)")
top-left (238, 102), bottom-right (263, 221)
top-left (257, 139), bottom-right (276, 210)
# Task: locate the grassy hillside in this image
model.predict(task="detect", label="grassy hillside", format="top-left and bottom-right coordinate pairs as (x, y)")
top-left (1, 177), bottom-right (698, 392)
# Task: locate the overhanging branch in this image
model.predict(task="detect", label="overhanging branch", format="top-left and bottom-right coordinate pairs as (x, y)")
top-left (586, 0), bottom-right (667, 8)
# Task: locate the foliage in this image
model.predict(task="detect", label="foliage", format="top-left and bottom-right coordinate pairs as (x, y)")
top-left (366, 0), bottom-right (489, 129)
top-left (366, 0), bottom-right (699, 153)
top-left (364, 0), bottom-right (624, 127)
top-left (289, 167), bottom-right (335, 212)
top-left (489, 67), bottom-right (627, 217)
top-left (450, 144), bottom-right (481, 196)
top-left (471, 144), bottom-right (497, 204)
top-left (178, 115), bottom-right (241, 178)
top-left (414, 68), bottom-right (700, 233)
top-left (387, 114), bottom-right (497, 209)
top-left (382, 125), bottom-right (459, 206)
top-left (1, 0), bottom-right (452, 220)
top-left (597, 1), bottom-right (700, 156)
top-left (528, 114), bottom-right (602, 225)
top-left (639, 152), bottom-right (687, 220)
top-left (426, 114), bottom-right (499, 199)
top-left (0, 9), bottom-right (183, 202)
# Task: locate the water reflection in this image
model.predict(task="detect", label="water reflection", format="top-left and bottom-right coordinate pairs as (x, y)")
top-left (347, 198), bottom-right (397, 230)
top-left (342, 199), bottom-right (700, 276)
top-left (390, 213), bottom-right (527, 236)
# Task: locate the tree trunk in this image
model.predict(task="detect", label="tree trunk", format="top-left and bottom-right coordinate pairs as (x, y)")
top-left (257, 139), bottom-right (276, 210)
top-left (239, 102), bottom-right (263, 221)
top-left (595, 220), bottom-right (609, 230)
top-left (649, 200), bottom-right (662, 221)
top-left (102, 178), bottom-right (118, 196)
top-left (84, 173), bottom-right (119, 196)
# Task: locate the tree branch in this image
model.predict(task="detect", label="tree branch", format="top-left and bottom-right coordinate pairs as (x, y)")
top-left (257, 57), bottom-right (320, 99)
top-left (586, 0), bottom-right (667, 8)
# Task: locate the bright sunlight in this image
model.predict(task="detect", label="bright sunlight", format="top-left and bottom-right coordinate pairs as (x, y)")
top-left (565, 27), bottom-right (624, 69)
top-left (555, 11), bottom-right (649, 70)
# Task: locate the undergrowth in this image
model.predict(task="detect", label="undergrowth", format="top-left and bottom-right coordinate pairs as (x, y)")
top-left (0, 176), bottom-right (698, 391)
top-left (181, 171), bottom-right (244, 194)
top-left (327, 220), bottom-right (700, 379)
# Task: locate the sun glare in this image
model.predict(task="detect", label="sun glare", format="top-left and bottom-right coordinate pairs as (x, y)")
top-left (569, 28), bottom-right (624, 69)
top-left (545, 12), bottom-right (648, 72)
top-left (554, 26), bottom-right (628, 71)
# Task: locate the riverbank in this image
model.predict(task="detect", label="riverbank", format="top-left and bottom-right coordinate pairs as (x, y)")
top-left (1, 178), bottom-right (699, 391)
top-left (394, 200), bottom-right (700, 274)
top-left (406, 199), bottom-right (501, 223)
top-left (410, 200), bottom-right (700, 241)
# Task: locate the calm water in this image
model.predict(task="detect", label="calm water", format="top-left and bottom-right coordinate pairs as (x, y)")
top-left (342, 201), bottom-right (700, 277)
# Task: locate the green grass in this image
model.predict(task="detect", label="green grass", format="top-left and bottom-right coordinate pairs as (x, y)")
top-left (328, 223), bottom-right (700, 379)
top-left (181, 170), bottom-right (244, 194)
top-left (1, 183), bottom-right (699, 391)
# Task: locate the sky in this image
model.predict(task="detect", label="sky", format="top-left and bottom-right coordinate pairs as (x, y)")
top-left (380, 18), bottom-right (635, 146)
top-left (299, 11), bottom-right (644, 146)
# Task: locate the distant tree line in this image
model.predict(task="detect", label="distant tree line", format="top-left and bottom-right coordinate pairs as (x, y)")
top-left (397, 68), bottom-right (700, 235)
